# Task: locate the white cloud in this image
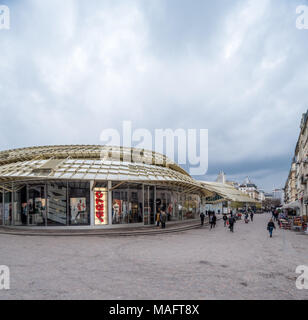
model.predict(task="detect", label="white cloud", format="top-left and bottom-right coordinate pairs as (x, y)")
top-left (0, 0), bottom-right (307, 191)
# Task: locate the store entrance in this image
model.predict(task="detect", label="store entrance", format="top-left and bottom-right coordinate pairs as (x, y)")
top-left (144, 185), bottom-right (155, 225)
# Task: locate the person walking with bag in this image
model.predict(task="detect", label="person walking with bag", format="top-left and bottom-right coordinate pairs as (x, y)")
top-left (223, 214), bottom-right (228, 227)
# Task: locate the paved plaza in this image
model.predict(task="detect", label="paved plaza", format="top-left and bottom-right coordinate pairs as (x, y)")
top-left (0, 213), bottom-right (307, 300)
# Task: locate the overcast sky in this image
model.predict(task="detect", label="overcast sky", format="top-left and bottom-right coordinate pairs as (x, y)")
top-left (0, 0), bottom-right (308, 192)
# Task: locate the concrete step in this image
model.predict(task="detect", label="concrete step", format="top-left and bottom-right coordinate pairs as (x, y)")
top-left (0, 220), bottom-right (207, 237)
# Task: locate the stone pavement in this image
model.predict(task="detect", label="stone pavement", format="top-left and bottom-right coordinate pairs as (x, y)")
top-left (0, 213), bottom-right (307, 300)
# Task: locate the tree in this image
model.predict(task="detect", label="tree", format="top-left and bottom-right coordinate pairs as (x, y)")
top-left (263, 198), bottom-right (281, 210)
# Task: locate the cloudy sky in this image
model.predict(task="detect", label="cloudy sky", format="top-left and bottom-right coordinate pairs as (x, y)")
top-left (0, 0), bottom-right (308, 191)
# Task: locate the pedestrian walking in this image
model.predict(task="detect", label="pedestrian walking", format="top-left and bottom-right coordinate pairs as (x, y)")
top-left (210, 213), bottom-right (216, 229)
top-left (200, 212), bottom-right (205, 226)
top-left (244, 213), bottom-right (249, 224)
top-left (267, 219), bottom-right (276, 238)
top-left (223, 214), bottom-right (228, 227)
top-left (250, 212), bottom-right (254, 222)
top-left (156, 208), bottom-right (161, 227)
top-left (228, 215), bottom-right (235, 232)
top-left (160, 206), bottom-right (167, 229)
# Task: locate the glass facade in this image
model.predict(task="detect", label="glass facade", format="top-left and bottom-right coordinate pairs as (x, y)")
top-left (3, 191), bottom-right (12, 225)
top-left (68, 182), bottom-right (90, 225)
top-left (28, 185), bottom-right (46, 226)
top-left (0, 180), bottom-right (201, 227)
top-left (144, 185), bottom-right (155, 225)
top-left (112, 183), bottom-right (144, 224)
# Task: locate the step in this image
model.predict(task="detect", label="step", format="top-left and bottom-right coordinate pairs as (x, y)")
top-left (0, 220), bottom-right (207, 237)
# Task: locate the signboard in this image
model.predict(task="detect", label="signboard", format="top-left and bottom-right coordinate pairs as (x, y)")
top-left (94, 188), bottom-right (108, 225)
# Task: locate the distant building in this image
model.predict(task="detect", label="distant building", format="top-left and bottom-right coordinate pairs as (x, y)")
top-left (259, 190), bottom-right (266, 202)
top-left (272, 188), bottom-right (284, 204)
top-left (216, 171), bottom-right (226, 184)
top-left (285, 110), bottom-right (308, 216)
top-left (284, 160), bottom-right (297, 204)
top-left (215, 171), bottom-right (239, 188)
top-left (239, 177), bottom-right (260, 201)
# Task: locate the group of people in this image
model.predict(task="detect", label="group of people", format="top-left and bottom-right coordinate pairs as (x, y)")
top-left (244, 211), bottom-right (254, 223)
top-left (200, 211), bottom-right (237, 232)
top-left (271, 209), bottom-right (280, 222)
top-left (155, 207), bottom-right (167, 229)
top-left (157, 206), bottom-right (278, 237)
top-left (200, 209), bottom-right (278, 238)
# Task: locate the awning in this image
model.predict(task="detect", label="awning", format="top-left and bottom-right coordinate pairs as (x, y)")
top-left (282, 201), bottom-right (300, 209)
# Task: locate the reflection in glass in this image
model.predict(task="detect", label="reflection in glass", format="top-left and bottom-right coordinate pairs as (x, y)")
top-left (69, 182), bottom-right (90, 225)
top-left (47, 183), bottom-right (67, 226)
top-left (28, 185), bottom-right (46, 226)
top-left (112, 183), bottom-right (143, 224)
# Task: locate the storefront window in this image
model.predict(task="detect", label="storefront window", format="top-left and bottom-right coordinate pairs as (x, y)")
top-left (144, 185), bottom-right (155, 225)
top-left (184, 194), bottom-right (200, 219)
top-left (13, 185), bottom-right (26, 226)
top-left (0, 190), bottom-right (3, 225)
top-left (156, 188), bottom-right (173, 221)
top-left (112, 183), bottom-right (143, 224)
top-left (28, 185), bottom-right (46, 226)
top-left (47, 183), bottom-right (67, 226)
top-left (68, 182), bottom-right (90, 225)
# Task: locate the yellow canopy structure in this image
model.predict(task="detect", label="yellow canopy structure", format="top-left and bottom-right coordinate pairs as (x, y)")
top-left (199, 181), bottom-right (259, 204)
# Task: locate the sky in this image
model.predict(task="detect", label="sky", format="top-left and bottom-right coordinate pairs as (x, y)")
top-left (0, 0), bottom-right (308, 192)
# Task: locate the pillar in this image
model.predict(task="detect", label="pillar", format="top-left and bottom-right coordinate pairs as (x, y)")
top-left (108, 181), bottom-right (112, 225)
top-left (2, 187), bottom-right (4, 226)
top-left (11, 182), bottom-right (15, 226)
top-left (90, 180), bottom-right (95, 227)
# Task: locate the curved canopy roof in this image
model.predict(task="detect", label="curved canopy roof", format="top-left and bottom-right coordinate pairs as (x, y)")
top-left (0, 145), bottom-right (211, 195)
top-left (0, 145), bottom-right (258, 203)
top-left (200, 181), bottom-right (258, 203)
top-left (0, 145), bottom-right (188, 176)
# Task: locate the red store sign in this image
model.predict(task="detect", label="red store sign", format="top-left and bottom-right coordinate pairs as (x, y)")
top-left (94, 188), bottom-right (108, 225)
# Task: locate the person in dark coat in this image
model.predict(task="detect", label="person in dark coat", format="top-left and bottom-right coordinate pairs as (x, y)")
top-left (228, 215), bottom-right (236, 232)
top-left (210, 213), bottom-right (217, 229)
top-left (267, 219), bottom-right (276, 238)
top-left (200, 212), bottom-right (205, 226)
top-left (223, 214), bottom-right (228, 227)
top-left (250, 212), bottom-right (254, 222)
top-left (160, 206), bottom-right (167, 229)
